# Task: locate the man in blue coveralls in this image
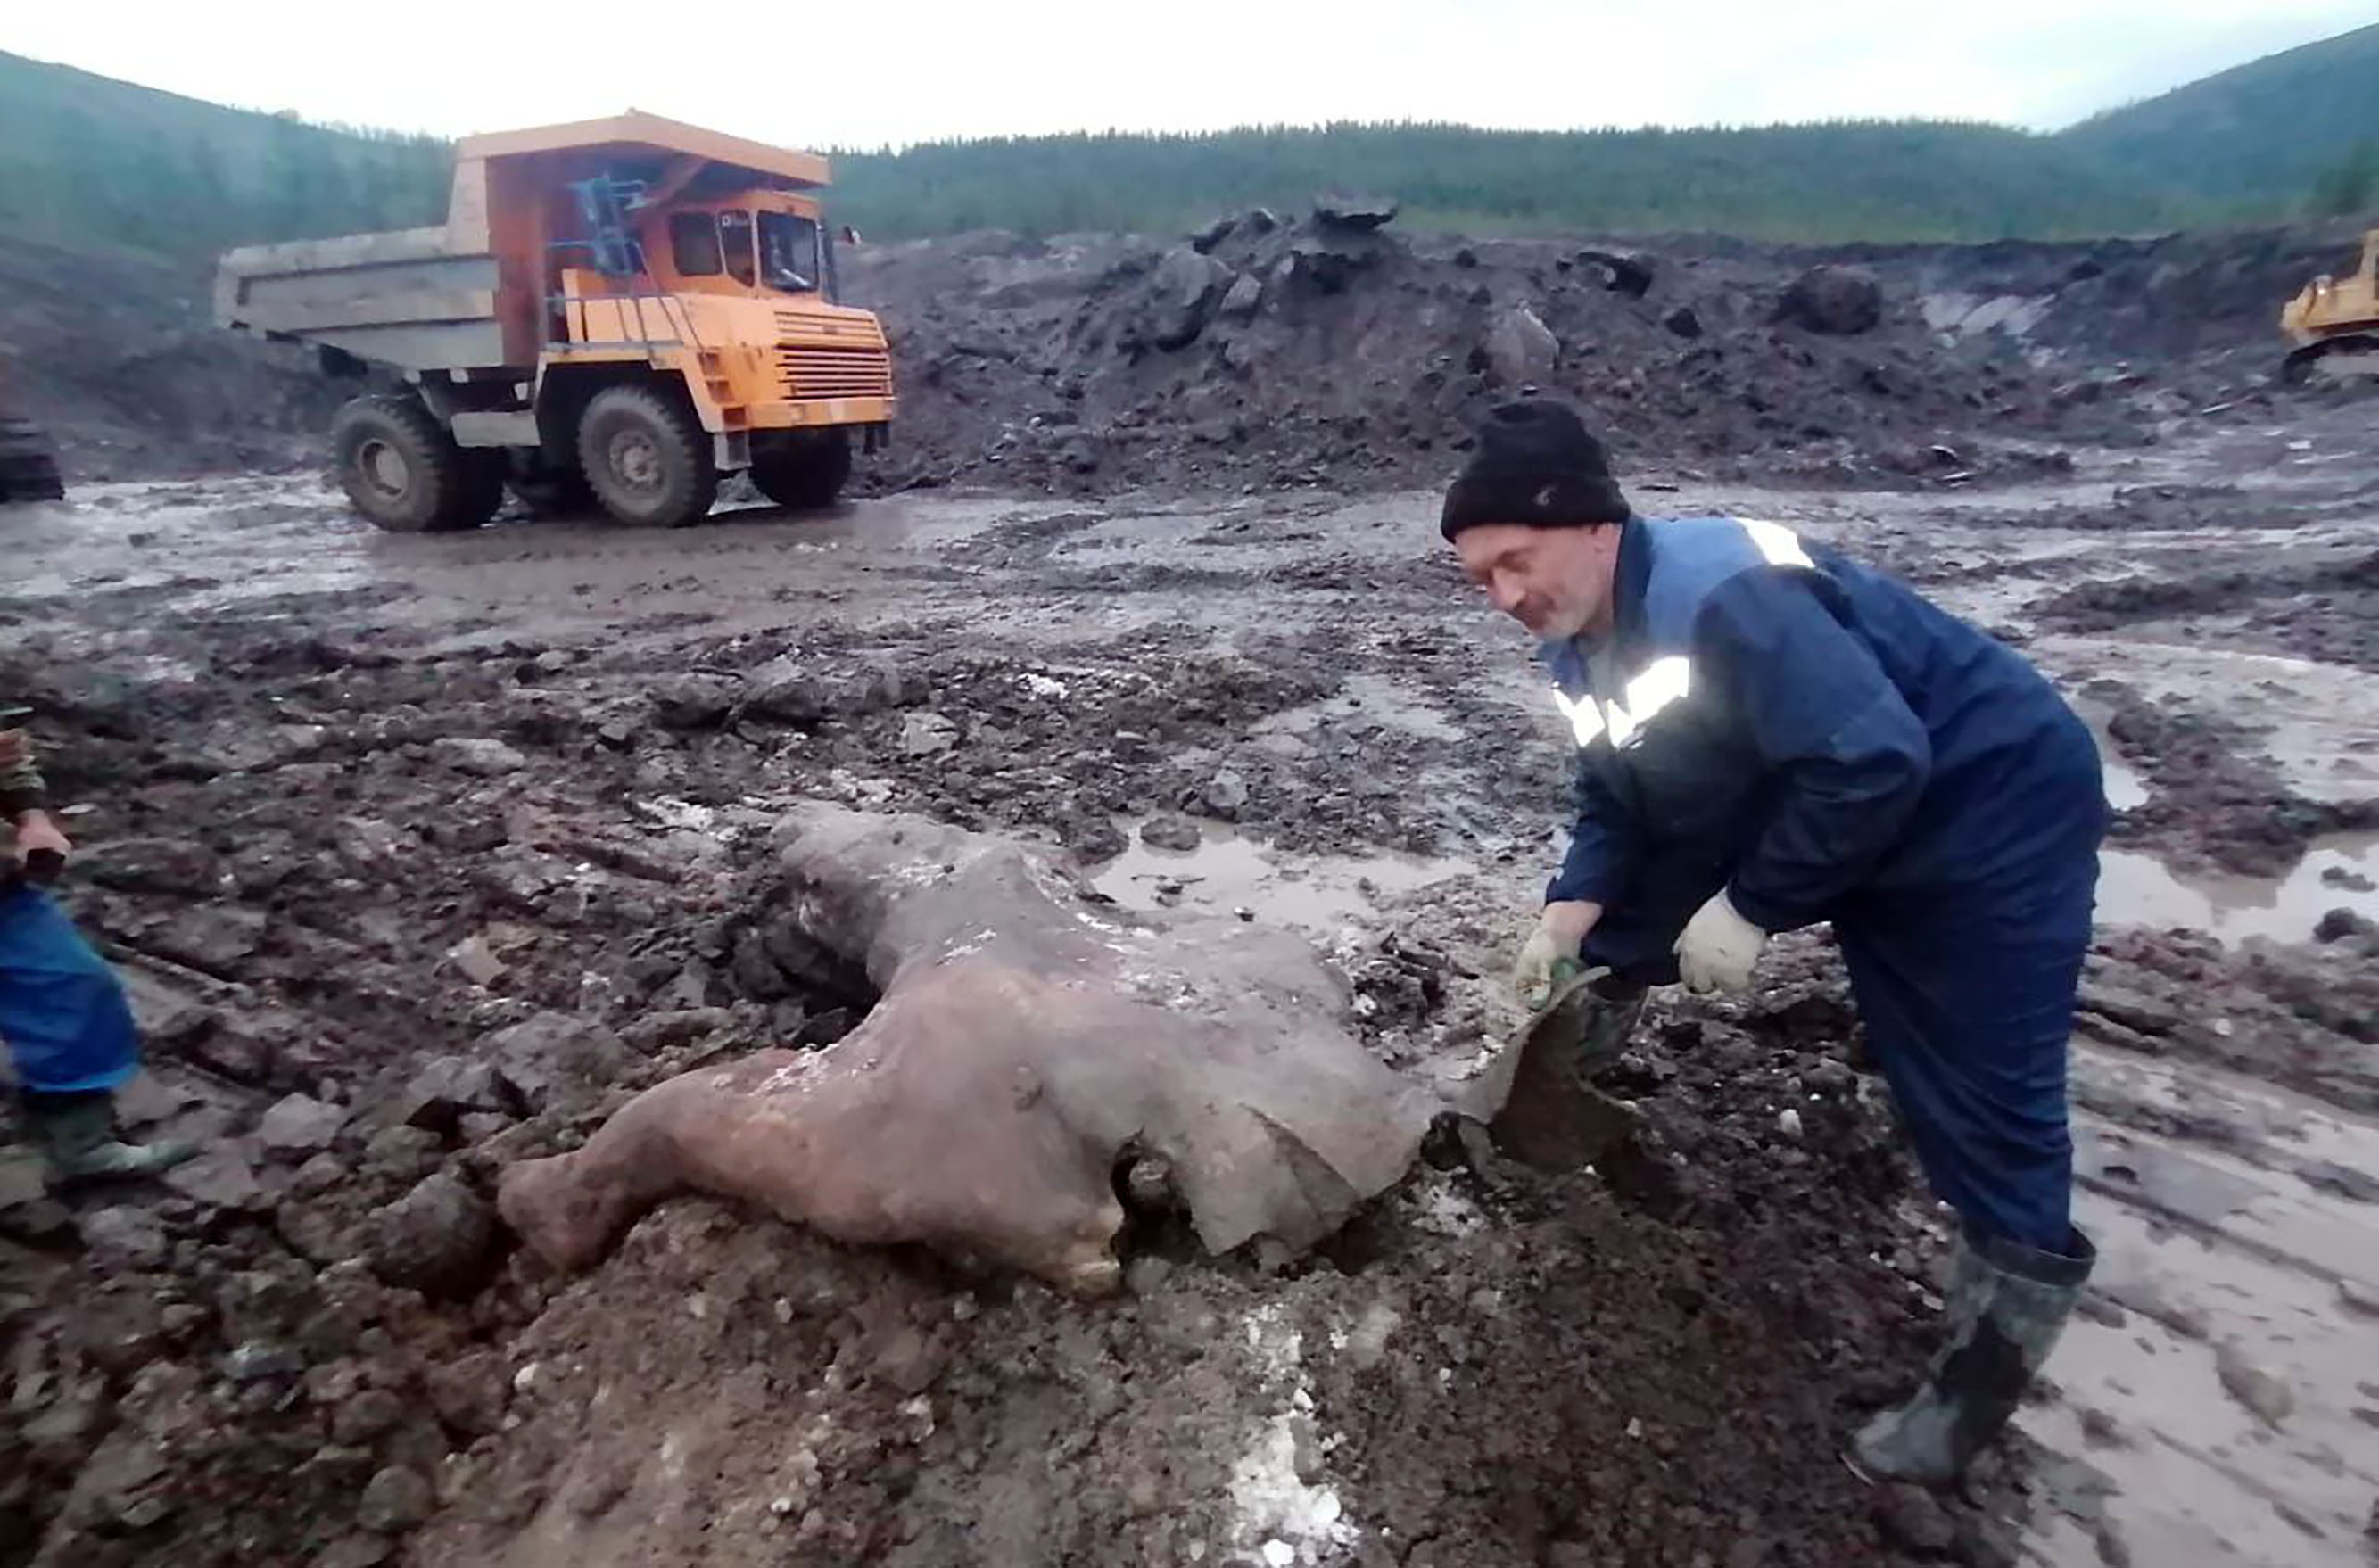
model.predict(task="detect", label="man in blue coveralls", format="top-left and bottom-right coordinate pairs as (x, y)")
top-left (3, 715), bottom-right (193, 1181)
top-left (1443, 400), bottom-right (2104, 1484)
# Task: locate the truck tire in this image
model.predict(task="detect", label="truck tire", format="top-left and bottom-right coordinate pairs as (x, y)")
top-left (331, 395), bottom-right (501, 532)
top-left (750, 431), bottom-right (853, 511)
top-left (576, 384), bottom-right (717, 527)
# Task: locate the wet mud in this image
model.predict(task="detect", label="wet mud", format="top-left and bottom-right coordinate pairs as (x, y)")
top-left (1, 366), bottom-right (2375, 1567)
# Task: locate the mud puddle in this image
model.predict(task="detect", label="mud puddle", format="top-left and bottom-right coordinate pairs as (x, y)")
top-left (2097, 832), bottom-right (2379, 943)
top-left (1093, 821), bottom-right (1474, 931)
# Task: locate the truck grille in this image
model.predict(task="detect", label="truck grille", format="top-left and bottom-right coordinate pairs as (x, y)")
top-left (775, 344), bottom-right (893, 400)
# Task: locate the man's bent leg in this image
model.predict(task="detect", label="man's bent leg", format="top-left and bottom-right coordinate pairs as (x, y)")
top-left (1835, 847), bottom-right (2098, 1484)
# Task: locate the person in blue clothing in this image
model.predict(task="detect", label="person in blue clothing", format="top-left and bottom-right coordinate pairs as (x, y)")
top-left (3, 714), bottom-right (193, 1182)
top-left (1442, 400), bottom-right (2104, 1485)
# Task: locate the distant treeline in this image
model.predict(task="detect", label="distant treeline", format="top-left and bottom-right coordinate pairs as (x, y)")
top-left (4, 22), bottom-right (2374, 262)
top-left (825, 120), bottom-right (2209, 243)
top-left (0, 51), bottom-right (449, 258)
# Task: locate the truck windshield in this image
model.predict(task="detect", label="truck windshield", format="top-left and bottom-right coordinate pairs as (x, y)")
top-left (759, 210), bottom-right (822, 293)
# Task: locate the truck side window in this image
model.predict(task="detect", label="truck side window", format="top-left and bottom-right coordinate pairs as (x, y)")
top-left (720, 211), bottom-right (756, 286)
top-left (671, 213), bottom-right (723, 277)
top-left (758, 210), bottom-right (820, 293)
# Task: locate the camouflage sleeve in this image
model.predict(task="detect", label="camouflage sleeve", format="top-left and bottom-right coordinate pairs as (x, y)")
top-left (0, 715), bottom-right (47, 818)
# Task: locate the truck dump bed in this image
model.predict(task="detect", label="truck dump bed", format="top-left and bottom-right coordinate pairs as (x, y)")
top-left (214, 225), bottom-right (508, 373)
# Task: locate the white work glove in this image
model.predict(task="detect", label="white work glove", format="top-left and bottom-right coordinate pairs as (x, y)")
top-left (1513, 901), bottom-right (1599, 1010)
top-left (1674, 889), bottom-right (1768, 994)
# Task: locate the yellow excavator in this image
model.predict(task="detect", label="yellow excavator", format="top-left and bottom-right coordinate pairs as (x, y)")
top-left (2280, 228), bottom-right (2379, 384)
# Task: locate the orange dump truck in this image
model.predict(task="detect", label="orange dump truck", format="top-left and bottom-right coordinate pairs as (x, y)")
top-left (217, 111), bottom-right (894, 531)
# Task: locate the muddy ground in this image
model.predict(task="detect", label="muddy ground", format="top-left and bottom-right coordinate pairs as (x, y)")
top-left (2, 365), bottom-right (2375, 1568)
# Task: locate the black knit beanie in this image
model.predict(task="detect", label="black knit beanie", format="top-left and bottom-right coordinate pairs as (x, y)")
top-left (1441, 400), bottom-right (1631, 540)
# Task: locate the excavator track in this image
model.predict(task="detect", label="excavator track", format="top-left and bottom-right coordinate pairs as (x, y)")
top-left (0, 415), bottom-right (66, 504)
top-left (2284, 334), bottom-right (2379, 386)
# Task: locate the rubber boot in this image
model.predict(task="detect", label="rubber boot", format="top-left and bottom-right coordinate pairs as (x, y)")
top-left (1846, 1226), bottom-right (2095, 1485)
top-left (22, 1091), bottom-right (197, 1183)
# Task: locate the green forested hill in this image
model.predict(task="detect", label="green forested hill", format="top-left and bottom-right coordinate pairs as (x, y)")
top-left (824, 120), bottom-right (2186, 243)
top-left (0, 49), bottom-right (449, 258)
top-left (3, 21), bottom-right (2375, 260)
top-left (2062, 21), bottom-right (2379, 213)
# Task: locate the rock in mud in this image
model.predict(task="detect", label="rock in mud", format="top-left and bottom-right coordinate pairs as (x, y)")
top-left (1779, 265), bottom-right (1884, 335)
top-left (1287, 235), bottom-right (1383, 295)
top-left (398, 1056), bottom-right (508, 1135)
top-left (2214, 1341), bottom-right (2293, 1426)
top-left (2076, 974), bottom-right (2184, 1037)
top-left (363, 1124), bottom-right (447, 1184)
top-left (1664, 305), bottom-right (1703, 338)
top-left (733, 928), bottom-right (794, 1000)
top-left (78, 1205), bottom-right (169, 1271)
top-left (148, 904), bottom-right (266, 973)
top-left (1138, 248), bottom-right (1234, 352)
top-left (444, 933), bottom-right (507, 986)
top-left (899, 711), bottom-right (961, 756)
top-left (257, 1093), bottom-right (347, 1156)
top-left (429, 736), bottom-right (528, 777)
top-left (1190, 214), bottom-right (1237, 253)
top-left (1204, 768), bottom-right (1251, 818)
top-left (330, 1389), bottom-right (408, 1446)
top-left (163, 1147), bottom-right (268, 1213)
top-left (483, 1011), bottom-right (629, 1111)
top-left (2297, 1159), bottom-right (2379, 1203)
top-left (364, 1171), bottom-right (499, 1300)
top-left (1140, 814), bottom-right (1202, 852)
top-left (1313, 193), bottom-right (1399, 231)
top-left (620, 1007), bottom-right (735, 1052)
top-left (1576, 248), bottom-right (1656, 297)
top-left (1483, 305), bottom-right (1560, 388)
top-left (2314, 908), bottom-right (2370, 944)
top-left (356, 1465), bottom-right (434, 1532)
top-left (2338, 1276), bottom-right (2379, 1317)
top-left (423, 1350), bottom-right (509, 1438)
top-left (648, 674), bottom-right (738, 730)
top-left (82, 836), bottom-right (227, 895)
top-left (1872, 1484), bottom-right (1958, 1555)
top-left (1218, 273), bottom-right (1264, 322)
top-left (0, 1157), bottom-right (70, 1242)
top-left (318, 1537), bottom-right (392, 1568)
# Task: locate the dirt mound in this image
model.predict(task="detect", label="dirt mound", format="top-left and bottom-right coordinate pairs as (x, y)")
top-left (18, 208), bottom-right (2368, 494)
top-left (842, 210), bottom-right (2149, 499)
top-left (0, 234), bottom-right (355, 482)
top-left (1869, 221), bottom-right (2379, 412)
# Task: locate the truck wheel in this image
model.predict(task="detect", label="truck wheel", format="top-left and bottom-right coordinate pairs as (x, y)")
top-left (576, 384), bottom-right (717, 527)
top-left (330, 395), bottom-right (498, 532)
top-left (750, 432), bottom-right (853, 511)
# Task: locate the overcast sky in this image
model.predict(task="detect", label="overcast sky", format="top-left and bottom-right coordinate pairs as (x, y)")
top-left (4, 3), bottom-right (2372, 149)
